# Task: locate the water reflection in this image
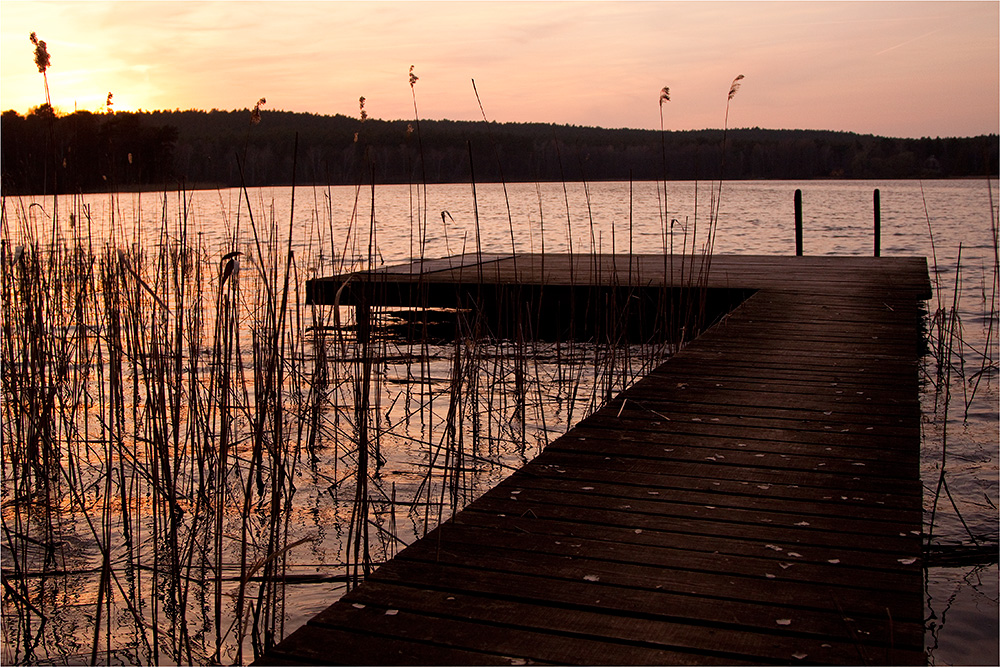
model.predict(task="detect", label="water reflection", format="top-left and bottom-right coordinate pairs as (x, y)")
top-left (925, 564), bottom-right (999, 665)
top-left (2, 179), bottom-right (997, 664)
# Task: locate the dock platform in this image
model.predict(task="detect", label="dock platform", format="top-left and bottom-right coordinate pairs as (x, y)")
top-left (264, 254), bottom-right (931, 665)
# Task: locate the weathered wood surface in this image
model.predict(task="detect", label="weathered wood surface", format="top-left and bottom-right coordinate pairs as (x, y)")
top-left (265, 254), bottom-right (931, 665)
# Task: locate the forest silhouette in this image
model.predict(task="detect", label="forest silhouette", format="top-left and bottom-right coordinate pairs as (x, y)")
top-left (2, 106), bottom-right (997, 195)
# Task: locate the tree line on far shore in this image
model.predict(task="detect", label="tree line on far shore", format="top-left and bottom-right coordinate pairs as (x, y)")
top-left (2, 105), bottom-right (997, 195)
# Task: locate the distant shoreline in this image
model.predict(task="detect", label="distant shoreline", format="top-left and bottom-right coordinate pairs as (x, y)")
top-left (4, 109), bottom-right (997, 195)
top-left (5, 174), bottom-right (999, 199)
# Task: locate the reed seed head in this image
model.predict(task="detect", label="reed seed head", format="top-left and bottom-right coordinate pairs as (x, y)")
top-left (359, 96), bottom-right (367, 122)
top-left (659, 86), bottom-right (670, 108)
top-left (251, 97), bottom-right (266, 124)
top-left (728, 75), bottom-right (744, 101)
top-left (29, 32), bottom-right (50, 73)
top-left (409, 65), bottom-right (418, 88)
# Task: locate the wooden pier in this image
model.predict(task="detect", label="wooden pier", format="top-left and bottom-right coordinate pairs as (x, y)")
top-left (263, 254), bottom-right (931, 665)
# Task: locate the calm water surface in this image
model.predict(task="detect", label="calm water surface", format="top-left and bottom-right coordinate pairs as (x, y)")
top-left (4, 179), bottom-right (997, 664)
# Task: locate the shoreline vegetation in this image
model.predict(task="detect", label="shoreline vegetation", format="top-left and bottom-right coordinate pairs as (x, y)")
top-left (3, 106), bottom-right (998, 196)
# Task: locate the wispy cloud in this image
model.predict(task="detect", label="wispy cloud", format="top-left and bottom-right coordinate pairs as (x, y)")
top-left (875, 29), bottom-right (943, 56)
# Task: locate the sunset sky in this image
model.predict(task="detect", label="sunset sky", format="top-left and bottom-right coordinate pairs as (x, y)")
top-left (1, 1), bottom-right (997, 138)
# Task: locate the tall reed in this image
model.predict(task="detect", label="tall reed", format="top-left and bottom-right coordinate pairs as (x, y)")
top-left (1, 170), bottom-right (324, 664)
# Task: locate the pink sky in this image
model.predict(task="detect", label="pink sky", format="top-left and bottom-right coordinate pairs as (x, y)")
top-left (1, 1), bottom-right (997, 138)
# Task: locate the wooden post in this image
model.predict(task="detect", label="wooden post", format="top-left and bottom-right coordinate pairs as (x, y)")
top-left (874, 188), bottom-right (881, 257)
top-left (794, 189), bottom-right (803, 256)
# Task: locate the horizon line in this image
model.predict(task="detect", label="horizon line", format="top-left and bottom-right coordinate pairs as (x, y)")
top-left (5, 105), bottom-right (998, 142)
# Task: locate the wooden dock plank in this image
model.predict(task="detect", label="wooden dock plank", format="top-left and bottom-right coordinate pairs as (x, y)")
top-left (531, 454), bottom-right (920, 509)
top-left (309, 595), bottom-right (754, 666)
top-left (263, 253), bottom-right (929, 665)
top-left (265, 622), bottom-right (517, 665)
top-left (354, 557), bottom-right (922, 663)
top-left (334, 580), bottom-right (907, 666)
top-left (498, 460), bottom-right (918, 517)
top-left (448, 511), bottom-right (918, 584)
top-left (390, 535), bottom-right (919, 624)
top-left (399, 520), bottom-right (920, 602)
top-left (490, 475), bottom-right (919, 532)
top-left (465, 493), bottom-right (917, 559)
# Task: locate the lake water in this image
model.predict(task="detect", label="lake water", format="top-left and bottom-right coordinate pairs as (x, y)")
top-left (3, 179), bottom-right (997, 665)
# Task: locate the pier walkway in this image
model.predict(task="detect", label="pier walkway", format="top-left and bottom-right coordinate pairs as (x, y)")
top-left (264, 254), bottom-right (931, 665)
